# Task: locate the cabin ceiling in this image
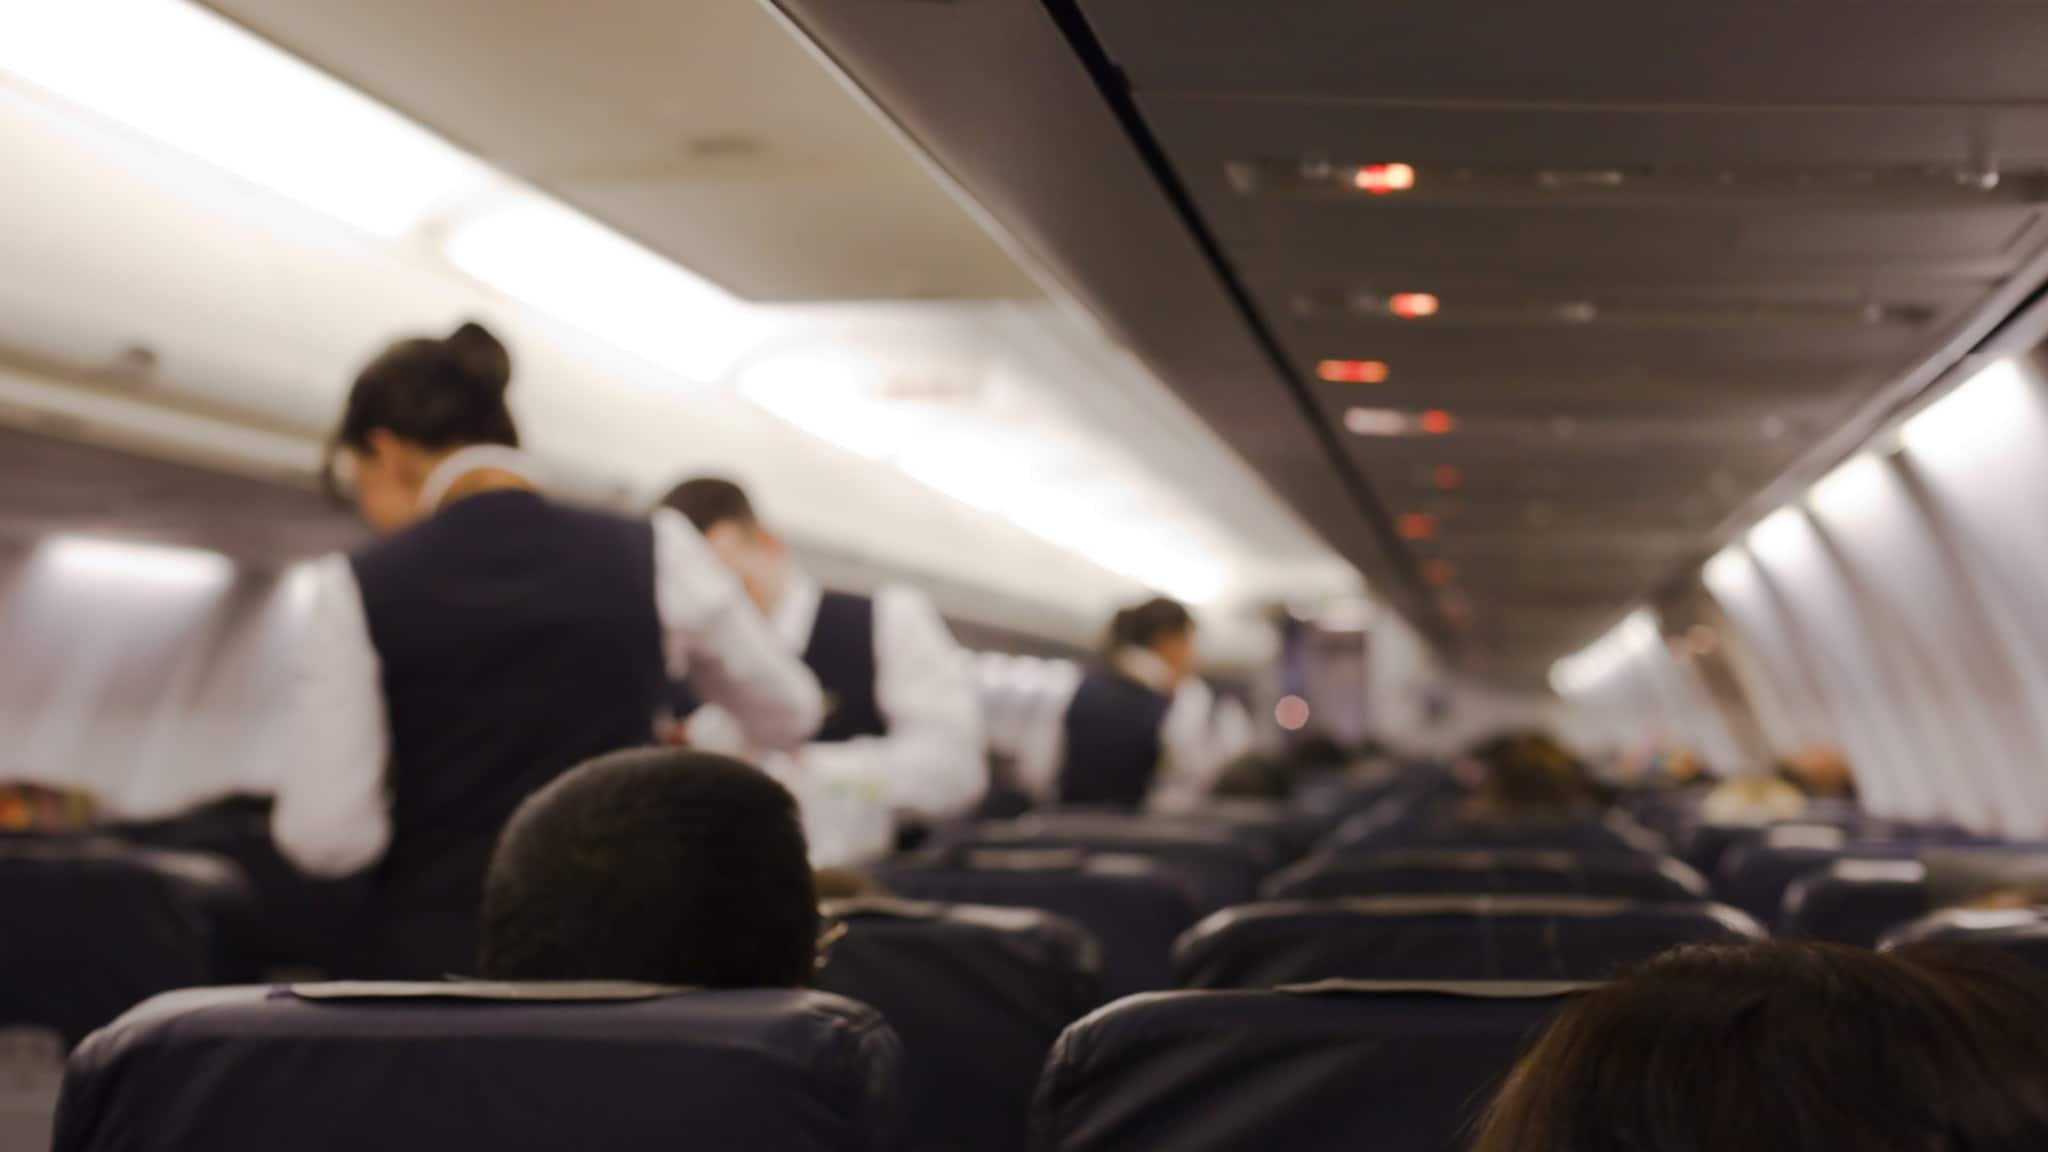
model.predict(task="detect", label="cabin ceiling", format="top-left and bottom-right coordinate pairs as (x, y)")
top-left (197, 0), bottom-right (1040, 304)
top-left (773, 0), bottom-right (2048, 686)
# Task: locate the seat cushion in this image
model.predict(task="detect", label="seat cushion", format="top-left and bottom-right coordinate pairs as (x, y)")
top-left (56, 985), bottom-right (900, 1152)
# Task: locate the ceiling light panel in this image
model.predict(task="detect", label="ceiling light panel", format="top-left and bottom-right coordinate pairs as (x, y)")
top-left (0, 0), bottom-right (491, 237)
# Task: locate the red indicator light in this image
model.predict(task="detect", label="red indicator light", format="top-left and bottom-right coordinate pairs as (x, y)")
top-left (1419, 410), bottom-right (1456, 435)
top-left (1389, 293), bottom-right (1439, 319)
top-left (1353, 163), bottom-right (1417, 195)
top-left (1425, 559), bottom-right (1458, 586)
top-left (1433, 465), bottom-right (1462, 490)
top-left (1396, 513), bottom-right (1438, 541)
top-left (1274, 695), bottom-right (1312, 731)
top-left (1317, 359), bottom-right (1390, 384)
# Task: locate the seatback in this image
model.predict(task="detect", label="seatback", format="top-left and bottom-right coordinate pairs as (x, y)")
top-left (817, 900), bottom-right (1102, 1152)
top-left (1714, 839), bottom-right (1920, 927)
top-left (1033, 982), bottom-right (1584, 1152)
top-left (1882, 908), bottom-right (2048, 972)
top-left (936, 818), bottom-right (1269, 910)
top-left (874, 850), bottom-right (1203, 998)
top-left (0, 837), bottom-right (250, 1047)
top-left (1780, 859), bottom-right (1932, 946)
top-left (1173, 897), bottom-right (1762, 989)
top-left (1265, 850), bottom-right (1707, 903)
top-left (1330, 811), bottom-right (1663, 857)
top-left (56, 985), bottom-right (901, 1152)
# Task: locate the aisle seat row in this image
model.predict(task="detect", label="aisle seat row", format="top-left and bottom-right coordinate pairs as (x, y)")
top-left (29, 769), bottom-right (2048, 1152)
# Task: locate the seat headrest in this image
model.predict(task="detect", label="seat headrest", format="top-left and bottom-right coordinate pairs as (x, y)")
top-left (1035, 987), bottom-right (1575, 1152)
top-left (57, 986), bottom-right (901, 1152)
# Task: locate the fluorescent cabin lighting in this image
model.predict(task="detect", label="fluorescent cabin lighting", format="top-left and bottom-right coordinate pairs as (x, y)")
top-left (40, 535), bottom-right (233, 590)
top-left (1702, 546), bottom-right (1751, 601)
top-left (0, 0), bottom-right (489, 237)
top-left (1808, 452), bottom-right (1890, 525)
top-left (1748, 506), bottom-right (1810, 566)
top-left (446, 197), bottom-right (758, 386)
top-left (1901, 358), bottom-right (2031, 464)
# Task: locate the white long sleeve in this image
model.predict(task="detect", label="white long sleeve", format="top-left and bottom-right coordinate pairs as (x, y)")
top-left (1017, 673), bottom-right (1084, 806)
top-left (1147, 677), bottom-right (1224, 813)
top-left (801, 584), bottom-right (988, 823)
top-left (270, 556), bottom-right (391, 877)
top-left (651, 509), bottom-right (824, 754)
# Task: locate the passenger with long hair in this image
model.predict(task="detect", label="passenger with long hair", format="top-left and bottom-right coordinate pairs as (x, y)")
top-left (1473, 940), bottom-right (2048, 1152)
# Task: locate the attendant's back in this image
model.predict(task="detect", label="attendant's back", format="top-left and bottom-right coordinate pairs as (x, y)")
top-left (271, 322), bottom-right (823, 978)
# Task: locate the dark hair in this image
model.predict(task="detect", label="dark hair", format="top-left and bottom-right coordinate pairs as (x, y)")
top-left (1472, 940), bottom-right (2048, 1152)
top-left (478, 747), bottom-right (819, 988)
top-left (1106, 596), bottom-right (1194, 657)
top-left (662, 477), bottom-right (759, 535)
top-left (329, 322), bottom-right (517, 477)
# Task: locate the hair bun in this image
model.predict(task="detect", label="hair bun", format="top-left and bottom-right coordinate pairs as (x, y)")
top-left (442, 321), bottom-right (512, 396)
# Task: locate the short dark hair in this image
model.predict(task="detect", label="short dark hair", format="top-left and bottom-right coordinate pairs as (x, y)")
top-left (478, 748), bottom-right (819, 988)
top-left (332, 321), bottom-right (518, 457)
top-left (1106, 596), bottom-right (1194, 656)
top-left (1473, 940), bottom-right (2048, 1152)
top-left (661, 477), bottom-right (759, 535)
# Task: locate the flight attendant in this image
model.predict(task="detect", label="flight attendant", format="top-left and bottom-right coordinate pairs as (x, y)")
top-left (1022, 596), bottom-right (1222, 812)
top-left (662, 477), bottom-right (986, 866)
top-left (271, 323), bottom-right (823, 978)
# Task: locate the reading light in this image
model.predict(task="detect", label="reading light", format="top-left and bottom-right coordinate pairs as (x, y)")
top-left (1317, 360), bottom-right (1391, 384)
top-left (1396, 513), bottom-right (1438, 541)
top-left (1353, 163), bottom-right (1417, 195)
top-left (1389, 293), bottom-right (1440, 319)
top-left (1345, 407), bottom-right (1409, 436)
top-left (0, 0), bottom-right (490, 237)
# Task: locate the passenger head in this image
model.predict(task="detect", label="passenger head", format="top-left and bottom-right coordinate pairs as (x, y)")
top-left (1107, 597), bottom-right (1197, 684)
top-left (329, 321), bottom-right (518, 533)
top-left (1465, 729), bottom-right (1600, 816)
top-left (478, 747), bottom-right (819, 988)
top-left (662, 476), bottom-right (787, 614)
top-left (1473, 940), bottom-right (2048, 1152)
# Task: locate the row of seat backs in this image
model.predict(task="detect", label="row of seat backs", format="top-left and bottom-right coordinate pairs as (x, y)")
top-left (0, 836), bottom-right (255, 1048)
top-left (1709, 833), bottom-right (2048, 932)
top-left (1265, 849), bottom-right (1709, 903)
top-left (1173, 897), bottom-right (1764, 988)
top-left (60, 909), bottom-right (2048, 1152)
top-left (1780, 851), bottom-right (2048, 946)
top-left (817, 900), bottom-right (1103, 1152)
top-left (1680, 815), bottom-right (1983, 881)
top-left (58, 978), bottom-right (1581, 1152)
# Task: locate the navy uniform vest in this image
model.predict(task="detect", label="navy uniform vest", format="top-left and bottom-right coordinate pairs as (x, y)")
top-left (805, 591), bottom-right (887, 744)
top-left (670, 589), bottom-right (886, 745)
top-left (1057, 669), bottom-right (1173, 811)
top-left (349, 489), bottom-right (666, 979)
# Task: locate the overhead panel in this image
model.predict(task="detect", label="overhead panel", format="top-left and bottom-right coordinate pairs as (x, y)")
top-left (1072, 0), bottom-right (2048, 681)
